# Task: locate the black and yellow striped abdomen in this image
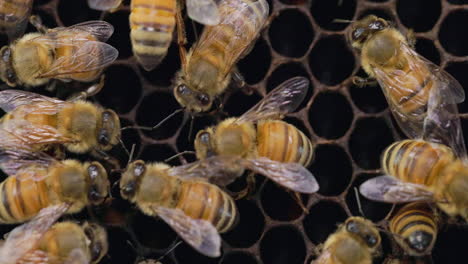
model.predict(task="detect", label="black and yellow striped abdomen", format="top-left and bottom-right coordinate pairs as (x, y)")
top-left (0, 175), bottom-right (51, 223)
top-left (175, 181), bottom-right (237, 233)
top-left (382, 139), bottom-right (455, 186)
top-left (257, 120), bottom-right (314, 167)
top-left (389, 202), bottom-right (437, 256)
top-left (130, 0), bottom-right (176, 71)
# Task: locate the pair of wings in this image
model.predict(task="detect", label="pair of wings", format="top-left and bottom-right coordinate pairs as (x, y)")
top-left (167, 155), bottom-right (319, 194)
top-left (0, 204), bottom-right (88, 264)
top-left (0, 0), bottom-right (33, 42)
top-left (190, 0), bottom-right (269, 79)
top-left (87, 0), bottom-right (221, 25)
top-left (373, 41), bottom-right (467, 159)
top-left (23, 21), bottom-right (117, 80)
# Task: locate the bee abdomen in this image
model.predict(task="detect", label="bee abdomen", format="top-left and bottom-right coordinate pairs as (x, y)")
top-left (389, 202), bottom-right (437, 256)
top-left (0, 177), bottom-right (50, 224)
top-left (382, 139), bottom-right (454, 186)
top-left (257, 120), bottom-right (314, 167)
top-left (176, 181), bottom-right (237, 233)
top-left (130, 0), bottom-right (176, 71)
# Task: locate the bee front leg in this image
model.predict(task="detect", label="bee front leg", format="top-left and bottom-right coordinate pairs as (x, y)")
top-left (29, 15), bottom-right (49, 34)
top-left (68, 75), bottom-right (105, 101)
top-left (406, 29), bottom-right (416, 49)
top-left (352, 76), bottom-right (377, 88)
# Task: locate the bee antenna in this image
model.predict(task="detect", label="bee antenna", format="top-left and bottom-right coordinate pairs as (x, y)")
top-left (121, 108), bottom-right (184, 131)
top-left (127, 144), bottom-right (136, 165)
top-left (333, 18), bottom-right (354, 24)
top-left (187, 114), bottom-right (195, 142)
top-left (164, 150), bottom-right (196, 163)
top-left (354, 187), bottom-right (366, 218)
top-left (156, 240), bottom-right (182, 262)
top-left (119, 138), bottom-right (130, 157)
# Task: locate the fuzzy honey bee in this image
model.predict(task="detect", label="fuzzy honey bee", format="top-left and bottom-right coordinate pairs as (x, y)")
top-left (389, 202), bottom-right (437, 256)
top-left (313, 217), bottom-right (381, 264)
top-left (0, 18), bottom-right (118, 87)
top-left (88, 0), bottom-right (221, 71)
top-left (0, 89), bottom-right (121, 154)
top-left (0, 0), bottom-right (33, 41)
top-left (349, 15), bottom-right (466, 157)
top-left (0, 205), bottom-right (108, 264)
top-left (174, 0), bottom-right (269, 112)
top-left (120, 158), bottom-right (238, 257)
top-left (194, 77), bottom-right (316, 195)
top-left (0, 135), bottom-right (109, 224)
top-left (360, 139), bottom-right (468, 222)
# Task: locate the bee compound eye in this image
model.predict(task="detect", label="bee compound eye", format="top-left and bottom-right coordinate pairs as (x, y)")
top-left (88, 165), bottom-right (99, 179)
top-left (346, 221), bottom-right (358, 233)
top-left (177, 84), bottom-right (189, 95)
top-left (366, 235), bottom-right (378, 247)
top-left (199, 132), bottom-right (210, 144)
top-left (197, 93), bottom-right (210, 106)
top-left (134, 163), bottom-right (145, 177)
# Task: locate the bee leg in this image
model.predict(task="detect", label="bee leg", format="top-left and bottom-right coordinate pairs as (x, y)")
top-left (68, 75), bottom-right (105, 101)
top-left (291, 191), bottom-right (309, 213)
top-left (91, 149), bottom-right (121, 171)
top-left (406, 29), bottom-right (416, 48)
top-left (231, 172), bottom-right (256, 200)
top-left (352, 76), bottom-right (377, 88)
top-left (176, 0), bottom-right (188, 72)
top-left (29, 15), bottom-right (48, 34)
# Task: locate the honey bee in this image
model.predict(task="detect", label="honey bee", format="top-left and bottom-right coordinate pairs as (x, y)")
top-left (349, 15), bottom-right (466, 157)
top-left (88, 0), bottom-right (220, 71)
top-left (0, 0), bottom-right (33, 41)
top-left (120, 154), bottom-right (316, 257)
top-left (313, 217), bottom-right (381, 264)
top-left (194, 77), bottom-right (316, 195)
top-left (0, 205), bottom-right (108, 264)
top-left (389, 202), bottom-right (437, 256)
top-left (174, 0), bottom-right (269, 112)
top-left (0, 135), bottom-right (109, 224)
top-left (0, 19), bottom-right (118, 87)
top-left (360, 139), bottom-right (468, 222)
top-left (0, 89), bottom-right (121, 154)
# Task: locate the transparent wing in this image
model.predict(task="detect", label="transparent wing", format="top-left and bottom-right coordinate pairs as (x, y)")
top-left (0, 90), bottom-right (64, 113)
top-left (187, 0), bottom-right (220, 25)
top-left (167, 155), bottom-right (242, 186)
top-left (16, 250), bottom-right (49, 264)
top-left (63, 248), bottom-right (90, 264)
top-left (154, 207), bottom-right (221, 257)
top-left (312, 248), bottom-right (333, 264)
top-left (241, 157), bottom-right (319, 193)
top-left (359, 175), bottom-right (434, 203)
top-left (87, 0), bottom-right (122, 11)
top-left (236, 77), bottom-right (309, 123)
top-left (0, 204), bottom-right (69, 264)
top-left (49, 20), bottom-right (115, 42)
top-left (37, 41), bottom-right (118, 79)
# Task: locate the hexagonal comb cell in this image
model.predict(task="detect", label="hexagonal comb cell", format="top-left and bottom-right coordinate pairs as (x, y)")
top-left (396, 0), bottom-right (440, 32)
top-left (439, 10), bottom-right (468, 56)
top-left (260, 225), bottom-right (306, 264)
top-left (311, 0), bottom-right (356, 31)
top-left (260, 180), bottom-right (304, 221)
top-left (220, 252), bottom-right (259, 264)
top-left (303, 201), bottom-right (347, 244)
top-left (238, 38), bottom-right (272, 85)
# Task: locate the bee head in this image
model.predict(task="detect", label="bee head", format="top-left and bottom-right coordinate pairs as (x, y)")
top-left (345, 217), bottom-right (381, 250)
top-left (120, 160), bottom-right (146, 200)
top-left (194, 128), bottom-right (216, 159)
top-left (82, 222), bottom-right (109, 264)
top-left (87, 162), bottom-right (109, 205)
top-left (349, 15), bottom-right (390, 49)
top-left (0, 46), bottom-right (16, 87)
top-left (173, 80), bottom-right (213, 113)
top-left (96, 109), bottom-right (121, 151)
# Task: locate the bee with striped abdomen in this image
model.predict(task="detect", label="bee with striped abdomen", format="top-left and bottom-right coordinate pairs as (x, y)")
top-left (0, 0), bottom-right (33, 41)
top-left (0, 18), bottom-right (118, 87)
top-left (360, 139), bottom-right (468, 222)
top-left (174, 0), bottom-right (269, 112)
top-left (349, 15), bottom-right (466, 158)
top-left (389, 202), bottom-right (437, 256)
top-left (0, 205), bottom-right (108, 264)
top-left (0, 89), bottom-right (121, 154)
top-left (0, 133), bottom-right (109, 224)
top-left (313, 217), bottom-right (381, 264)
top-left (194, 77), bottom-right (317, 196)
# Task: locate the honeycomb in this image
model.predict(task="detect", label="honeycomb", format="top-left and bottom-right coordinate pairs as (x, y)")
top-left (1, 0), bottom-right (468, 263)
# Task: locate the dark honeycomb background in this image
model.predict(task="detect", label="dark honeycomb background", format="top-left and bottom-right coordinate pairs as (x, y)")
top-left (2, 0), bottom-right (468, 263)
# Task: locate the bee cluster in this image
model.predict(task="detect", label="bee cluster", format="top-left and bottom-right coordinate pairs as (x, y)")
top-left (0, 0), bottom-right (467, 264)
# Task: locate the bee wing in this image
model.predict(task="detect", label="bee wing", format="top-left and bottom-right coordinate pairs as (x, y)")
top-left (359, 175), bottom-right (434, 203)
top-left (50, 20), bottom-right (115, 42)
top-left (154, 206), bottom-right (221, 257)
top-left (186, 0), bottom-right (220, 25)
top-left (0, 90), bottom-right (64, 113)
top-left (242, 157), bottom-right (319, 193)
top-left (236, 77), bottom-right (309, 123)
top-left (0, 204), bottom-right (69, 264)
top-left (63, 248), bottom-right (90, 264)
top-left (37, 41), bottom-right (118, 79)
top-left (87, 0), bottom-right (122, 11)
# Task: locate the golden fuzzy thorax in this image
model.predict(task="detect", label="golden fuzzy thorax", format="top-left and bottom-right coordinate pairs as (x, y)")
top-left (58, 101), bottom-right (100, 153)
top-left (213, 118), bottom-right (257, 158)
top-left (360, 28), bottom-right (407, 78)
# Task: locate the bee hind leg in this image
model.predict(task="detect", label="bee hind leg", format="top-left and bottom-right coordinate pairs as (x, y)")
top-left (352, 76), bottom-right (377, 88)
top-left (68, 75), bottom-right (105, 101)
top-left (290, 191), bottom-right (309, 213)
top-left (406, 29), bottom-right (416, 48)
top-left (29, 15), bottom-right (48, 34)
top-left (231, 172), bottom-right (257, 200)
